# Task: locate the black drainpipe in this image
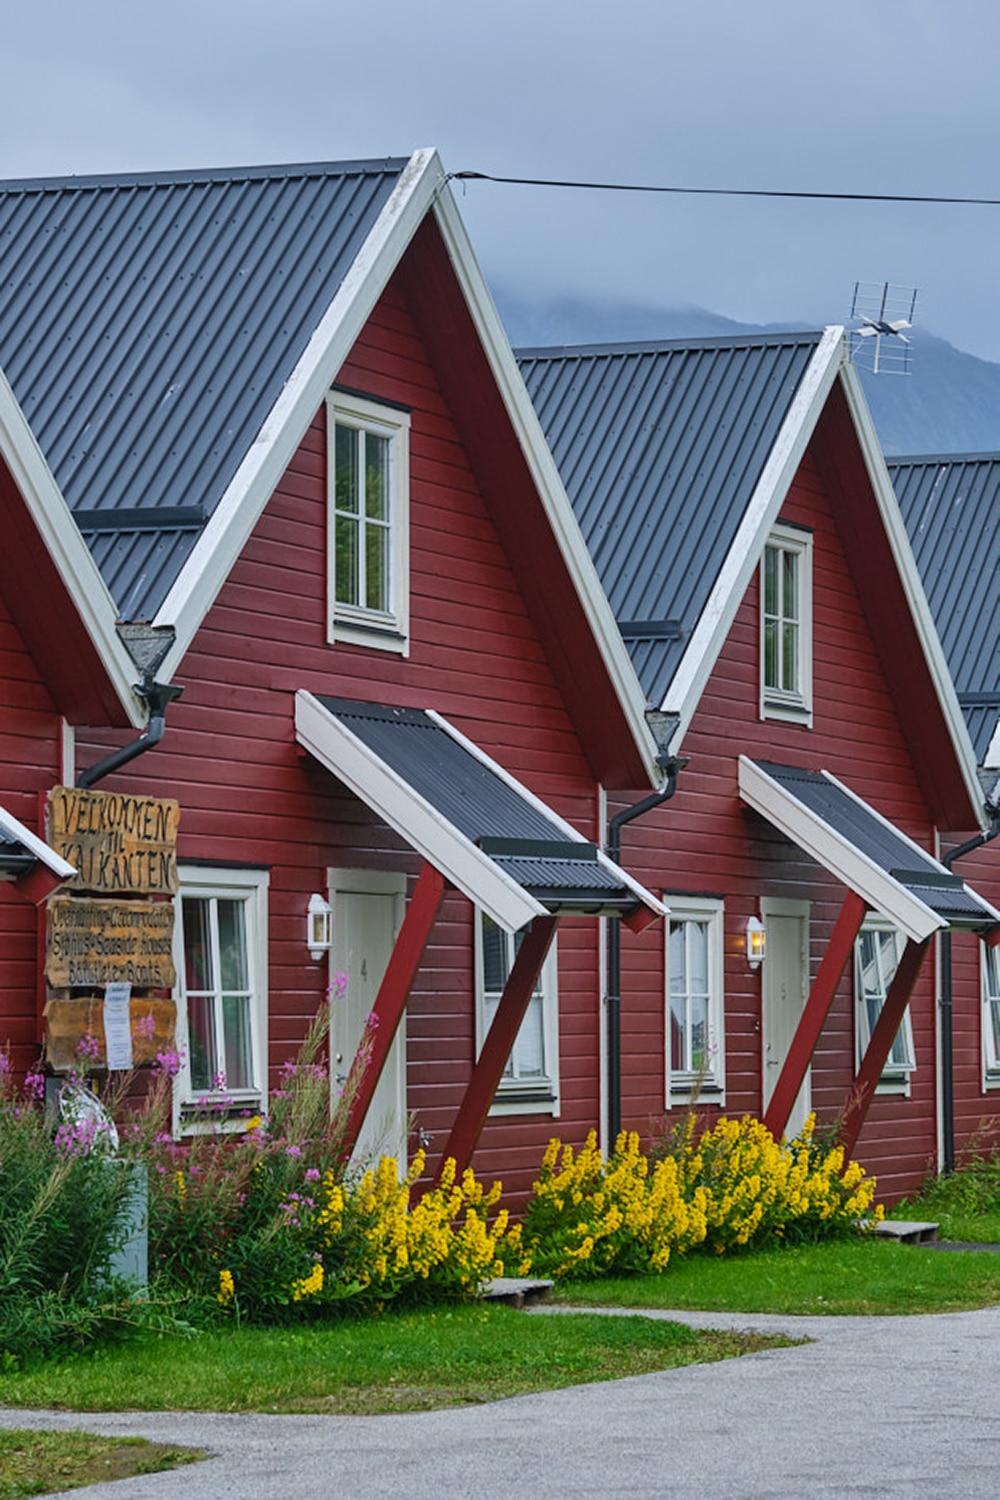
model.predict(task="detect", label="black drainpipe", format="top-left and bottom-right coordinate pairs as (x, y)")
top-left (939, 797), bottom-right (1000, 1175)
top-left (76, 680), bottom-right (184, 790)
top-left (604, 754), bottom-right (686, 1143)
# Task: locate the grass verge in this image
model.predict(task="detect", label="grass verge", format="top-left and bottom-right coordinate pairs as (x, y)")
top-left (553, 1237), bottom-right (1000, 1316)
top-left (0, 1305), bottom-right (789, 1416)
top-left (0, 1430), bottom-right (203, 1499)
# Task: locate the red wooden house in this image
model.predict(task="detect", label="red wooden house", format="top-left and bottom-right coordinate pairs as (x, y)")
top-left (0, 152), bottom-right (669, 1194)
top-left (520, 330), bottom-right (998, 1201)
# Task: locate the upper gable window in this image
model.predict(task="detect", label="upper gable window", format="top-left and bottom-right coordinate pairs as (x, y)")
top-left (760, 523), bottom-right (812, 725)
top-left (327, 392), bottom-right (410, 653)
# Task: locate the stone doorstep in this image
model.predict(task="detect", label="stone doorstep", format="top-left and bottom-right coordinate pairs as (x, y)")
top-left (873, 1219), bottom-right (941, 1244)
top-left (481, 1276), bottom-right (555, 1308)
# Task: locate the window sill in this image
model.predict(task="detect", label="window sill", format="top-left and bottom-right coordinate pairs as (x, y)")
top-left (489, 1085), bottom-right (559, 1118)
top-left (331, 614), bottom-right (408, 655)
top-left (873, 1076), bottom-right (912, 1097)
top-left (670, 1079), bottom-right (724, 1106)
top-left (761, 695), bottom-right (812, 726)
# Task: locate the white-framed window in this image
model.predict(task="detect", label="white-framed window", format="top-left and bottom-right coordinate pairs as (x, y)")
top-left (475, 912), bottom-right (559, 1115)
top-left (666, 896), bottom-right (725, 1103)
top-left (982, 944), bottom-right (1000, 1085)
top-left (760, 522), bottom-right (813, 724)
top-left (327, 390), bottom-right (410, 653)
top-left (173, 865), bottom-right (269, 1125)
top-left (854, 920), bottom-right (915, 1092)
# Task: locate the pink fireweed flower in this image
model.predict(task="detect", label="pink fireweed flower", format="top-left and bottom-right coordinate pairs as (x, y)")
top-left (153, 1049), bottom-right (182, 1079)
top-left (134, 1012), bottom-right (157, 1043)
top-left (76, 1032), bottom-right (101, 1063)
top-left (305, 1167), bottom-right (321, 1183)
top-left (329, 970), bottom-right (348, 1002)
top-left (285, 1144), bottom-right (302, 1159)
top-left (23, 1071), bottom-right (45, 1101)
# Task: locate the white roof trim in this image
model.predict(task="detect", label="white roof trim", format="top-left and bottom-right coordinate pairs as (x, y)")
top-left (153, 149), bottom-right (445, 680)
top-left (430, 188), bottom-right (663, 791)
top-left (986, 717), bottom-right (1000, 771)
top-left (424, 709), bottom-right (667, 919)
top-left (662, 327), bottom-right (844, 746)
top-left (295, 689), bottom-right (545, 932)
top-left (838, 360), bottom-right (988, 830)
top-left (738, 755), bottom-right (944, 943)
top-left (0, 805), bottom-right (76, 879)
top-left (0, 370), bottom-right (146, 727)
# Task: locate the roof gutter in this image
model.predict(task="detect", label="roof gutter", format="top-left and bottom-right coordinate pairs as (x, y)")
top-left (604, 753), bottom-right (687, 1144)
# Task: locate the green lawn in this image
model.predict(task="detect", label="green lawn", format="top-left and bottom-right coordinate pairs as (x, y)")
top-left (0, 1305), bottom-right (786, 1416)
top-left (0, 1431), bottom-right (202, 1500)
top-left (554, 1236), bottom-right (1000, 1315)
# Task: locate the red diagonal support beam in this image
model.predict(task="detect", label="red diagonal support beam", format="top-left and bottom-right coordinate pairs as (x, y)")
top-left (341, 861), bottom-right (446, 1157)
top-left (839, 934), bottom-right (931, 1159)
top-left (763, 890), bottom-right (868, 1139)
top-left (437, 915), bottom-right (559, 1179)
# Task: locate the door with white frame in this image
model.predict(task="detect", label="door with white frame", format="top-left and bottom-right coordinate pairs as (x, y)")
top-left (761, 898), bottom-right (811, 1138)
top-left (328, 869), bottom-right (407, 1174)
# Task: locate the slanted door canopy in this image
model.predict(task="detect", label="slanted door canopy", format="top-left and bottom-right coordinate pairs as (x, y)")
top-left (0, 805), bottom-right (76, 905)
top-left (738, 757), bottom-right (999, 1152)
top-left (294, 691), bottom-right (664, 1172)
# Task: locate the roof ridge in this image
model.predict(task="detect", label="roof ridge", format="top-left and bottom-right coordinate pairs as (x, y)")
top-left (0, 157), bottom-right (411, 196)
top-left (889, 451), bottom-right (1000, 468)
top-left (515, 329), bottom-right (826, 361)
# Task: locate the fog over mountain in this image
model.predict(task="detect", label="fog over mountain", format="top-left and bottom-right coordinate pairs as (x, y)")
top-left (496, 290), bottom-right (1000, 459)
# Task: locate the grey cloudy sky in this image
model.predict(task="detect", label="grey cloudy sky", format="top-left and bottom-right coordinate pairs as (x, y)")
top-left (6, 0), bottom-right (1000, 359)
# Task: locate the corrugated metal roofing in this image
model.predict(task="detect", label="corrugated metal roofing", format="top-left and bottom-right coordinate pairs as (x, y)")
top-left (517, 332), bottom-right (824, 706)
top-left (756, 761), bottom-right (994, 929)
top-left (318, 696), bottom-right (636, 911)
top-left (0, 159), bottom-right (407, 620)
top-left (889, 454), bottom-right (1000, 766)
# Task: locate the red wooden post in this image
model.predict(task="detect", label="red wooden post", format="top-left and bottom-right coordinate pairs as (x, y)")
top-left (838, 934), bottom-right (931, 1158)
top-left (340, 861), bottom-right (446, 1156)
top-left (437, 914), bottom-right (558, 1178)
top-left (763, 890), bottom-right (868, 1139)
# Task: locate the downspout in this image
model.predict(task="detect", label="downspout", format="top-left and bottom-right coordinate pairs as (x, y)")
top-left (76, 680), bottom-right (184, 790)
top-left (604, 752), bottom-right (687, 1143)
top-left (939, 782), bottom-right (1000, 1175)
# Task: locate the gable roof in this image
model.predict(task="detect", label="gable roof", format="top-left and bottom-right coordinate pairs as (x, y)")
top-left (888, 453), bottom-right (1000, 769)
top-left (0, 152), bottom-right (659, 786)
top-left (519, 329), bottom-right (987, 827)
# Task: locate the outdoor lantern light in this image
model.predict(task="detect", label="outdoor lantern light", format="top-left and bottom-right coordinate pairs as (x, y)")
top-left (746, 915), bottom-right (766, 969)
top-left (307, 893), bottom-right (333, 961)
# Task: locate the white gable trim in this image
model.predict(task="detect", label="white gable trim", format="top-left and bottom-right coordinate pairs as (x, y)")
top-left (0, 371), bottom-right (146, 727)
top-left (294, 689), bottom-right (545, 933)
top-left (739, 756), bottom-right (944, 943)
top-left (838, 360), bottom-right (988, 829)
top-left (0, 804), bottom-right (76, 879)
top-left (986, 718), bottom-right (1000, 771)
top-left (662, 327), bottom-right (844, 746)
top-left (430, 190), bottom-right (662, 791)
top-left (153, 149), bottom-right (446, 681)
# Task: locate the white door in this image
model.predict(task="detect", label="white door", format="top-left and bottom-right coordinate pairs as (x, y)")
top-left (761, 900), bottom-right (810, 1139)
top-left (328, 869), bottom-right (407, 1174)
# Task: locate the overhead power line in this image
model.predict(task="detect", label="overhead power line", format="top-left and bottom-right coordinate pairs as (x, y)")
top-left (450, 170), bottom-right (1000, 208)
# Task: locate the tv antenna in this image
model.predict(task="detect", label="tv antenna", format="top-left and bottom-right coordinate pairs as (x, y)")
top-left (849, 281), bottom-right (918, 374)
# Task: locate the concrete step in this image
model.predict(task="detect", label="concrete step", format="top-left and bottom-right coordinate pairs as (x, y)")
top-left (873, 1219), bottom-right (940, 1244)
top-left (481, 1276), bottom-right (554, 1307)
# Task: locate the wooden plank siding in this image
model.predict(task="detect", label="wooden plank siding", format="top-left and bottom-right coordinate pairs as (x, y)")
top-left (614, 445), bottom-right (940, 1203)
top-left (73, 258), bottom-right (609, 1197)
top-left (0, 585), bottom-right (64, 1071)
top-left (941, 836), bottom-right (1000, 1164)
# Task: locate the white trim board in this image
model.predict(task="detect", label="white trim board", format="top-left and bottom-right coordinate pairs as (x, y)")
top-left (0, 369), bottom-right (145, 727)
top-left (0, 804), bottom-right (76, 878)
top-left (738, 756), bottom-right (947, 943)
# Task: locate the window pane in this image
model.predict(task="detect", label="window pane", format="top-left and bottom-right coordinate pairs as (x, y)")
top-left (668, 922), bottom-right (686, 995)
top-left (335, 515), bottom-right (358, 605)
top-left (187, 993), bottom-right (217, 1092)
top-left (670, 995), bottom-right (687, 1072)
top-left (781, 620), bottom-right (798, 691)
top-left (222, 994), bottom-right (253, 1090)
top-left (365, 519), bottom-right (388, 612)
top-left (182, 898), bottom-right (211, 992)
top-left (482, 916), bottom-right (508, 991)
top-left (690, 995), bottom-right (709, 1071)
top-left (365, 434), bottom-right (389, 520)
top-left (991, 999), bottom-right (1000, 1063)
top-left (687, 920), bottom-right (709, 996)
top-left (217, 900), bottom-right (248, 991)
top-left (781, 549), bottom-right (798, 621)
top-left (763, 619), bottom-right (778, 689)
top-left (763, 547), bottom-right (778, 616)
top-left (513, 993), bottom-right (545, 1079)
top-left (335, 425), bottom-right (359, 513)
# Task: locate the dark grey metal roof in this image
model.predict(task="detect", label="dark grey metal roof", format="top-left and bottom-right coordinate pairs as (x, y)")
top-left (889, 454), bottom-right (1000, 766)
top-left (756, 761), bottom-right (994, 930)
top-left (517, 332), bottom-right (824, 705)
top-left (0, 159), bottom-right (407, 620)
top-left (318, 696), bottom-right (638, 913)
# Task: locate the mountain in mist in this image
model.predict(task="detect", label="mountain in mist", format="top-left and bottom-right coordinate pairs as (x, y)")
top-left (494, 289), bottom-right (1000, 458)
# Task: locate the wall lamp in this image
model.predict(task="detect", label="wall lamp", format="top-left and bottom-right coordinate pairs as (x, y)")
top-left (746, 915), bottom-right (766, 969)
top-left (307, 893), bottom-right (333, 961)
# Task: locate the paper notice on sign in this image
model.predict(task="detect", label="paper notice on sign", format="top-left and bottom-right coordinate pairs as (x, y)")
top-left (103, 982), bottom-right (133, 1071)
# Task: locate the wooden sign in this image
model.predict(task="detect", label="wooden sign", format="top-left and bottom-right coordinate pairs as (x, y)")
top-left (48, 787), bottom-right (179, 896)
top-left (46, 897), bottom-right (176, 989)
top-left (44, 996), bottom-right (176, 1073)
